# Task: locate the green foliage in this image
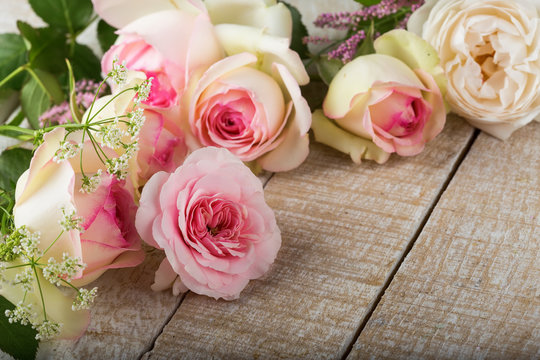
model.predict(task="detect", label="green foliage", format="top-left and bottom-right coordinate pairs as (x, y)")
top-left (354, 0), bottom-right (384, 5)
top-left (97, 20), bottom-right (118, 53)
top-left (0, 34), bottom-right (27, 90)
top-left (316, 57), bottom-right (344, 86)
top-left (29, 0), bottom-right (94, 34)
top-left (21, 69), bottom-right (64, 129)
top-left (0, 148), bottom-right (33, 193)
top-left (71, 43), bottom-right (102, 81)
top-left (281, 2), bottom-right (309, 59)
top-left (0, 296), bottom-right (39, 360)
top-left (17, 21), bottom-right (69, 75)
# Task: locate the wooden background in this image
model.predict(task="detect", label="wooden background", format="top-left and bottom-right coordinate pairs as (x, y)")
top-left (1, 1), bottom-right (539, 359)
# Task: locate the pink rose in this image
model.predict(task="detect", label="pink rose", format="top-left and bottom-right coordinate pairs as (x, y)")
top-left (13, 128), bottom-right (144, 287)
top-left (313, 30), bottom-right (447, 162)
top-left (185, 52), bottom-right (311, 172)
top-left (136, 109), bottom-right (188, 183)
top-left (100, 6), bottom-right (223, 108)
top-left (135, 147), bottom-right (281, 300)
top-left (71, 173), bottom-right (143, 286)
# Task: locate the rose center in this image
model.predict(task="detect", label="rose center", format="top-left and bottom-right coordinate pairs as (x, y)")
top-left (186, 196), bottom-right (248, 257)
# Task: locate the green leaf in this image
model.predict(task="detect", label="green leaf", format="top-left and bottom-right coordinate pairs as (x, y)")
top-left (0, 296), bottom-right (39, 360)
top-left (0, 34), bottom-right (28, 90)
top-left (70, 43), bottom-right (101, 81)
top-left (66, 59), bottom-right (82, 123)
top-left (97, 20), bottom-right (118, 53)
top-left (316, 56), bottom-right (344, 86)
top-left (354, 0), bottom-right (383, 6)
top-left (0, 148), bottom-right (32, 193)
top-left (21, 68), bottom-right (64, 129)
top-left (17, 22), bottom-right (69, 75)
top-left (281, 2), bottom-right (309, 59)
top-left (28, 0), bottom-right (94, 34)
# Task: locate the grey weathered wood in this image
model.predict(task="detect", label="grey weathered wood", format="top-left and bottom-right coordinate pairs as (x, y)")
top-left (141, 116), bottom-right (475, 359)
top-left (349, 121), bottom-right (540, 359)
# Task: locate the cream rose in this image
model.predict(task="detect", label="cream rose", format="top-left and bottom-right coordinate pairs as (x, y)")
top-left (312, 30), bottom-right (446, 163)
top-left (408, 0), bottom-right (540, 139)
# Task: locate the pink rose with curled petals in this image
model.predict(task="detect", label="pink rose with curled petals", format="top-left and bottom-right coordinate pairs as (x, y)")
top-left (136, 109), bottom-right (188, 183)
top-left (100, 3), bottom-right (223, 109)
top-left (13, 129), bottom-right (145, 288)
top-left (185, 52), bottom-right (311, 172)
top-left (312, 30), bottom-right (447, 163)
top-left (135, 147), bottom-right (281, 300)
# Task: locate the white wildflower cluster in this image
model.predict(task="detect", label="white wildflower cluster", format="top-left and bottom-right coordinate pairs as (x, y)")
top-left (59, 207), bottom-right (85, 232)
top-left (53, 140), bottom-right (82, 163)
top-left (13, 267), bottom-right (34, 292)
top-left (42, 253), bottom-right (86, 286)
top-left (105, 154), bottom-right (130, 180)
top-left (80, 169), bottom-right (102, 194)
top-left (5, 301), bottom-right (62, 340)
top-left (5, 302), bottom-right (35, 326)
top-left (108, 57), bottom-right (128, 85)
top-left (72, 287), bottom-right (98, 311)
top-left (34, 319), bottom-right (62, 340)
top-left (134, 77), bottom-right (153, 105)
top-left (10, 227), bottom-right (42, 260)
top-left (99, 118), bottom-right (125, 149)
top-left (126, 108), bottom-right (146, 138)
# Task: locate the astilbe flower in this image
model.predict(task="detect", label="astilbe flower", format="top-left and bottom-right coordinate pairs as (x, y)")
top-left (309, 0), bottom-right (425, 63)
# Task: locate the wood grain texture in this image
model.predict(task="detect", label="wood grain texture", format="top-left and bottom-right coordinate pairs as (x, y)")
top-left (36, 249), bottom-right (181, 360)
top-left (141, 116), bottom-right (474, 359)
top-left (349, 121), bottom-right (540, 359)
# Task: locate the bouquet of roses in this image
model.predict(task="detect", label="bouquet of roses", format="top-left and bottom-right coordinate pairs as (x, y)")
top-left (0, 0), bottom-right (538, 358)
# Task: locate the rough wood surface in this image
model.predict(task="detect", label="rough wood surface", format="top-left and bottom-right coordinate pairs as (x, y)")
top-left (141, 116), bottom-right (474, 359)
top-left (349, 122), bottom-right (540, 359)
top-left (36, 249), bottom-right (181, 360)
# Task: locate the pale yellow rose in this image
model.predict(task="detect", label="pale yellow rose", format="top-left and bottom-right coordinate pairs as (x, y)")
top-left (409, 0), bottom-right (540, 139)
top-left (313, 30), bottom-right (446, 163)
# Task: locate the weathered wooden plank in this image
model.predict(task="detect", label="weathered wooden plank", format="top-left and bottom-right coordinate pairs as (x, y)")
top-left (349, 122), bottom-right (540, 359)
top-left (141, 115), bottom-right (475, 359)
top-left (36, 249), bottom-right (181, 360)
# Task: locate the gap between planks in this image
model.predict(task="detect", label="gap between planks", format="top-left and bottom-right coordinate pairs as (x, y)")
top-left (340, 129), bottom-right (481, 360)
top-left (136, 172), bottom-right (276, 360)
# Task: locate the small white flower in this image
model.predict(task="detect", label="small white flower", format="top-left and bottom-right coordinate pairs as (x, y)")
top-left (13, 267), bottom-right (34, 292)
top-left (59, 207), bottom-right (85, 232)
top-left (80, 170), bottom-right (102, 194)
top-left (99, 122), bottom-right (125, 149)
top-left (72, 287), bottom-right (98, 311)
top-left (53, 141), bottom-right (82, 163)
top-left (105, 154), bottom-right (129, 180)
top-left (127, 108), bottom-right (146, 138)
top-left (134, 78), bottom-right (153, 105)
top-left (43, 253), bottom-right (86, 286)
top-left (108, 57), bottom-right (128, 86)
top-left (5, 302), bottom-right (35, 326)
top-left (33, 319), bottom-right (62, 340)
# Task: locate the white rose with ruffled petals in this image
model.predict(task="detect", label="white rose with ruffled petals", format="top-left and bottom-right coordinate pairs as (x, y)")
top-left (409, 0), bottom-right (540, 139)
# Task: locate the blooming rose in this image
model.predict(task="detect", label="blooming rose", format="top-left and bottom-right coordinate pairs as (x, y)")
top-left (183, 49), bottom-right (311, 172)
top-left (135, 147), bottom-right (281, 300)
top-left (87, 72), bottom-right (188, 185)
top-left (313, 30), bottom-right (446, 162)
top-left (0, 128), bottom-right (144, 338)
top-left (13, 128), bottom-right (144, 286)
top-left (408, 0), bottom-right (540, 139)
top-left (100, 2), bottom-right (223, 108)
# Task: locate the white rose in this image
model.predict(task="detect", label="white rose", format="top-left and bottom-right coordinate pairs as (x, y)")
top-left (409, 0), bottom-right (540, 139)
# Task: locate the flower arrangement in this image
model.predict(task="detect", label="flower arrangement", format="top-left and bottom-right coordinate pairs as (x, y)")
top-left (0, 0), bottom-right (537, 358)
